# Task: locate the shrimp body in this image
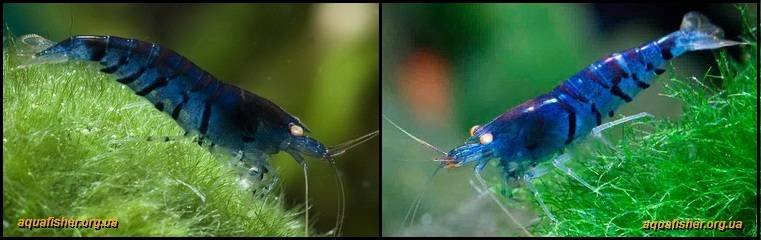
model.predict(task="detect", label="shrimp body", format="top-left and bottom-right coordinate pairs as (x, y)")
top-left (31, 35), bottom-right (376, 182)
top-left (25, 35), bottom-right (378, 236)
top-left (438, 12), bottom-right (744, 177)
top-left (385, 11), bottom-right (744, 231)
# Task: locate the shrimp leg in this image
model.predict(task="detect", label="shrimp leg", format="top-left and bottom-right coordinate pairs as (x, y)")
top-left (474, 158), bottom-right (492, 174)
top-left (474, 171), bottom-right (532, 236)
top-left (551, 153), bottom-right (601, 195)
top-left (249, 167), bottom-right (278, 196)
top-left (235, 151), bottom-right (276, 193)
top-left (590, 112), bottom-right (655, 156)
top-left (592, 112), bottom-right (655, 137)
top-left (523, 165), bottom-right (556, 222)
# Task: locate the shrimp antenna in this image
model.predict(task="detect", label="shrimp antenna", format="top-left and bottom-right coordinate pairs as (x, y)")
top-left (327, 130), bottom-right (379, 158)
top-left (401, 166), bottom-right (441, 228)
top-left (302, 164), bottom-right (310, 237)
top-left (329, 162), bottom-right (346, 236)
top-left (382, 114), bottom-right (448, 155)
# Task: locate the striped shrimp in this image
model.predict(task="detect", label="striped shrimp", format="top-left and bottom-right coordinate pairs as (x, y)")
top-left (385, 12), bottom-right (744, 235)
top-left (16, 34), bottom-right (378, 236)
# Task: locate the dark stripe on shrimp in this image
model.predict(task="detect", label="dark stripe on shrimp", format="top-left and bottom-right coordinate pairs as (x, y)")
top-left (101, 55), bottom-right (127, 73)
top-left (98, 36), bottom-right (112, 65)
top-left (134, 61), bottom-right (192, 102)
top-left (154, 101), bottom-right (165, 112)
top-left (555, 98), bottom-right (576, 145)
top-left (117, 39), bottom-right (138, 72)
top-left (133, 41), bottom-right (153, 55)
top-left (171, 93), bottom-right (189, 120)
top-left (116, 66), bottom-right (146, 84)
top-left (191, 73), bottom-right (215, 92)
top-left (622, 49), bottom-right (652, 89)
top-left (557, 84), bottom-right (589, 103)
top-left (621, 71), bottom-right (630, 80)
top-left (206, 82), bottom-right (224, 103)
top-left (657, 36), bottom-right (676, 60)
top-left (583, 69), bottom-right (611, 89)
top-left (83, 38), bottom-right (106, 61)
top-left (168, 59), bottom-right (194, 79)
top-left (143, 44), bottom-right (160, 67)
top-left (590, 103), bottom-right (602, 126)
top-left (660, 48), bottom-right (673, 60)
top-left (151, 48), bottom-right (173, 68)
top-left (609, 57), bottom-right (635, 89)
top-left (136, 77), bottom-right (169, 96)
top-left (118, 44), bottom-right (159, 85)
top-left (607, 57), bottom-right (627, 83)
top-left (610, 85), bottom-right (633, 102)
top-left (199, 102), bottom-right (212, 135)
top-left (631, 74), bottom-right (651, 89)
top-left (612, 54), bottom-right (650, 98)
top-left (646, 63), bottom-right (654, 71)
top-left (601, 62), bottom-right (633, 102)
top-left (611, 75), bottom-right (622, 86)
top-left (654, 68), bottom-right (666, 75)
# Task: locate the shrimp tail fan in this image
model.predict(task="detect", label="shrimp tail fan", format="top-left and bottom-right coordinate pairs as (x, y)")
top-left (677, 11), bottom-right (745, 51)
top-left (13, 34), bottom-right (68, 69)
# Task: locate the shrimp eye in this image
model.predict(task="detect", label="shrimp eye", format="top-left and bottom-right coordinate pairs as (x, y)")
top-left (479, 133), bottom-right (493, 145)
top-left (289, 124), bottom-right (304, 137)
top-left (469, 125), bottom-right (480, 136)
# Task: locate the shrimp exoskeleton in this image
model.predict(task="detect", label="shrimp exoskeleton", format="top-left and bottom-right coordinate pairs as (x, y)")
top-left (19, 34), bottom-right (379, 236)
top-left (385, 11), bottom-right (745, 236)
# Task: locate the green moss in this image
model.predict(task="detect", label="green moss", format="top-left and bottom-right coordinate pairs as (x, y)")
top-left (490, 6), bottom-right (757, 237)
top-left (2, 39), bottom-right (305, 236)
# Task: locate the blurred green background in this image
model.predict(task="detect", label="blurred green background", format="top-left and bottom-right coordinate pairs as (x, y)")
top-left (3, 3), bottom-right (379, 236)
top-left (382, 3), bottom-right (756, 236)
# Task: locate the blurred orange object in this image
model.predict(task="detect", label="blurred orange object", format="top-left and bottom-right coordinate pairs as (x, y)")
top-left (397, 48), bottom-right (451, 126)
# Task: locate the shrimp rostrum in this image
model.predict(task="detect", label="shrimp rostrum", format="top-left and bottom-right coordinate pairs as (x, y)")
top-left (388, 12), bottom-right (744, 225)
top-left (17, 33), bottom-right (378, 190)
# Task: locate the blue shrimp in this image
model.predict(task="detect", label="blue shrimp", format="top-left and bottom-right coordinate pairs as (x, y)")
top-left (386, 11), bottom-right (744, 234)
top-left (17, 34), bottom-right (378, 236)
